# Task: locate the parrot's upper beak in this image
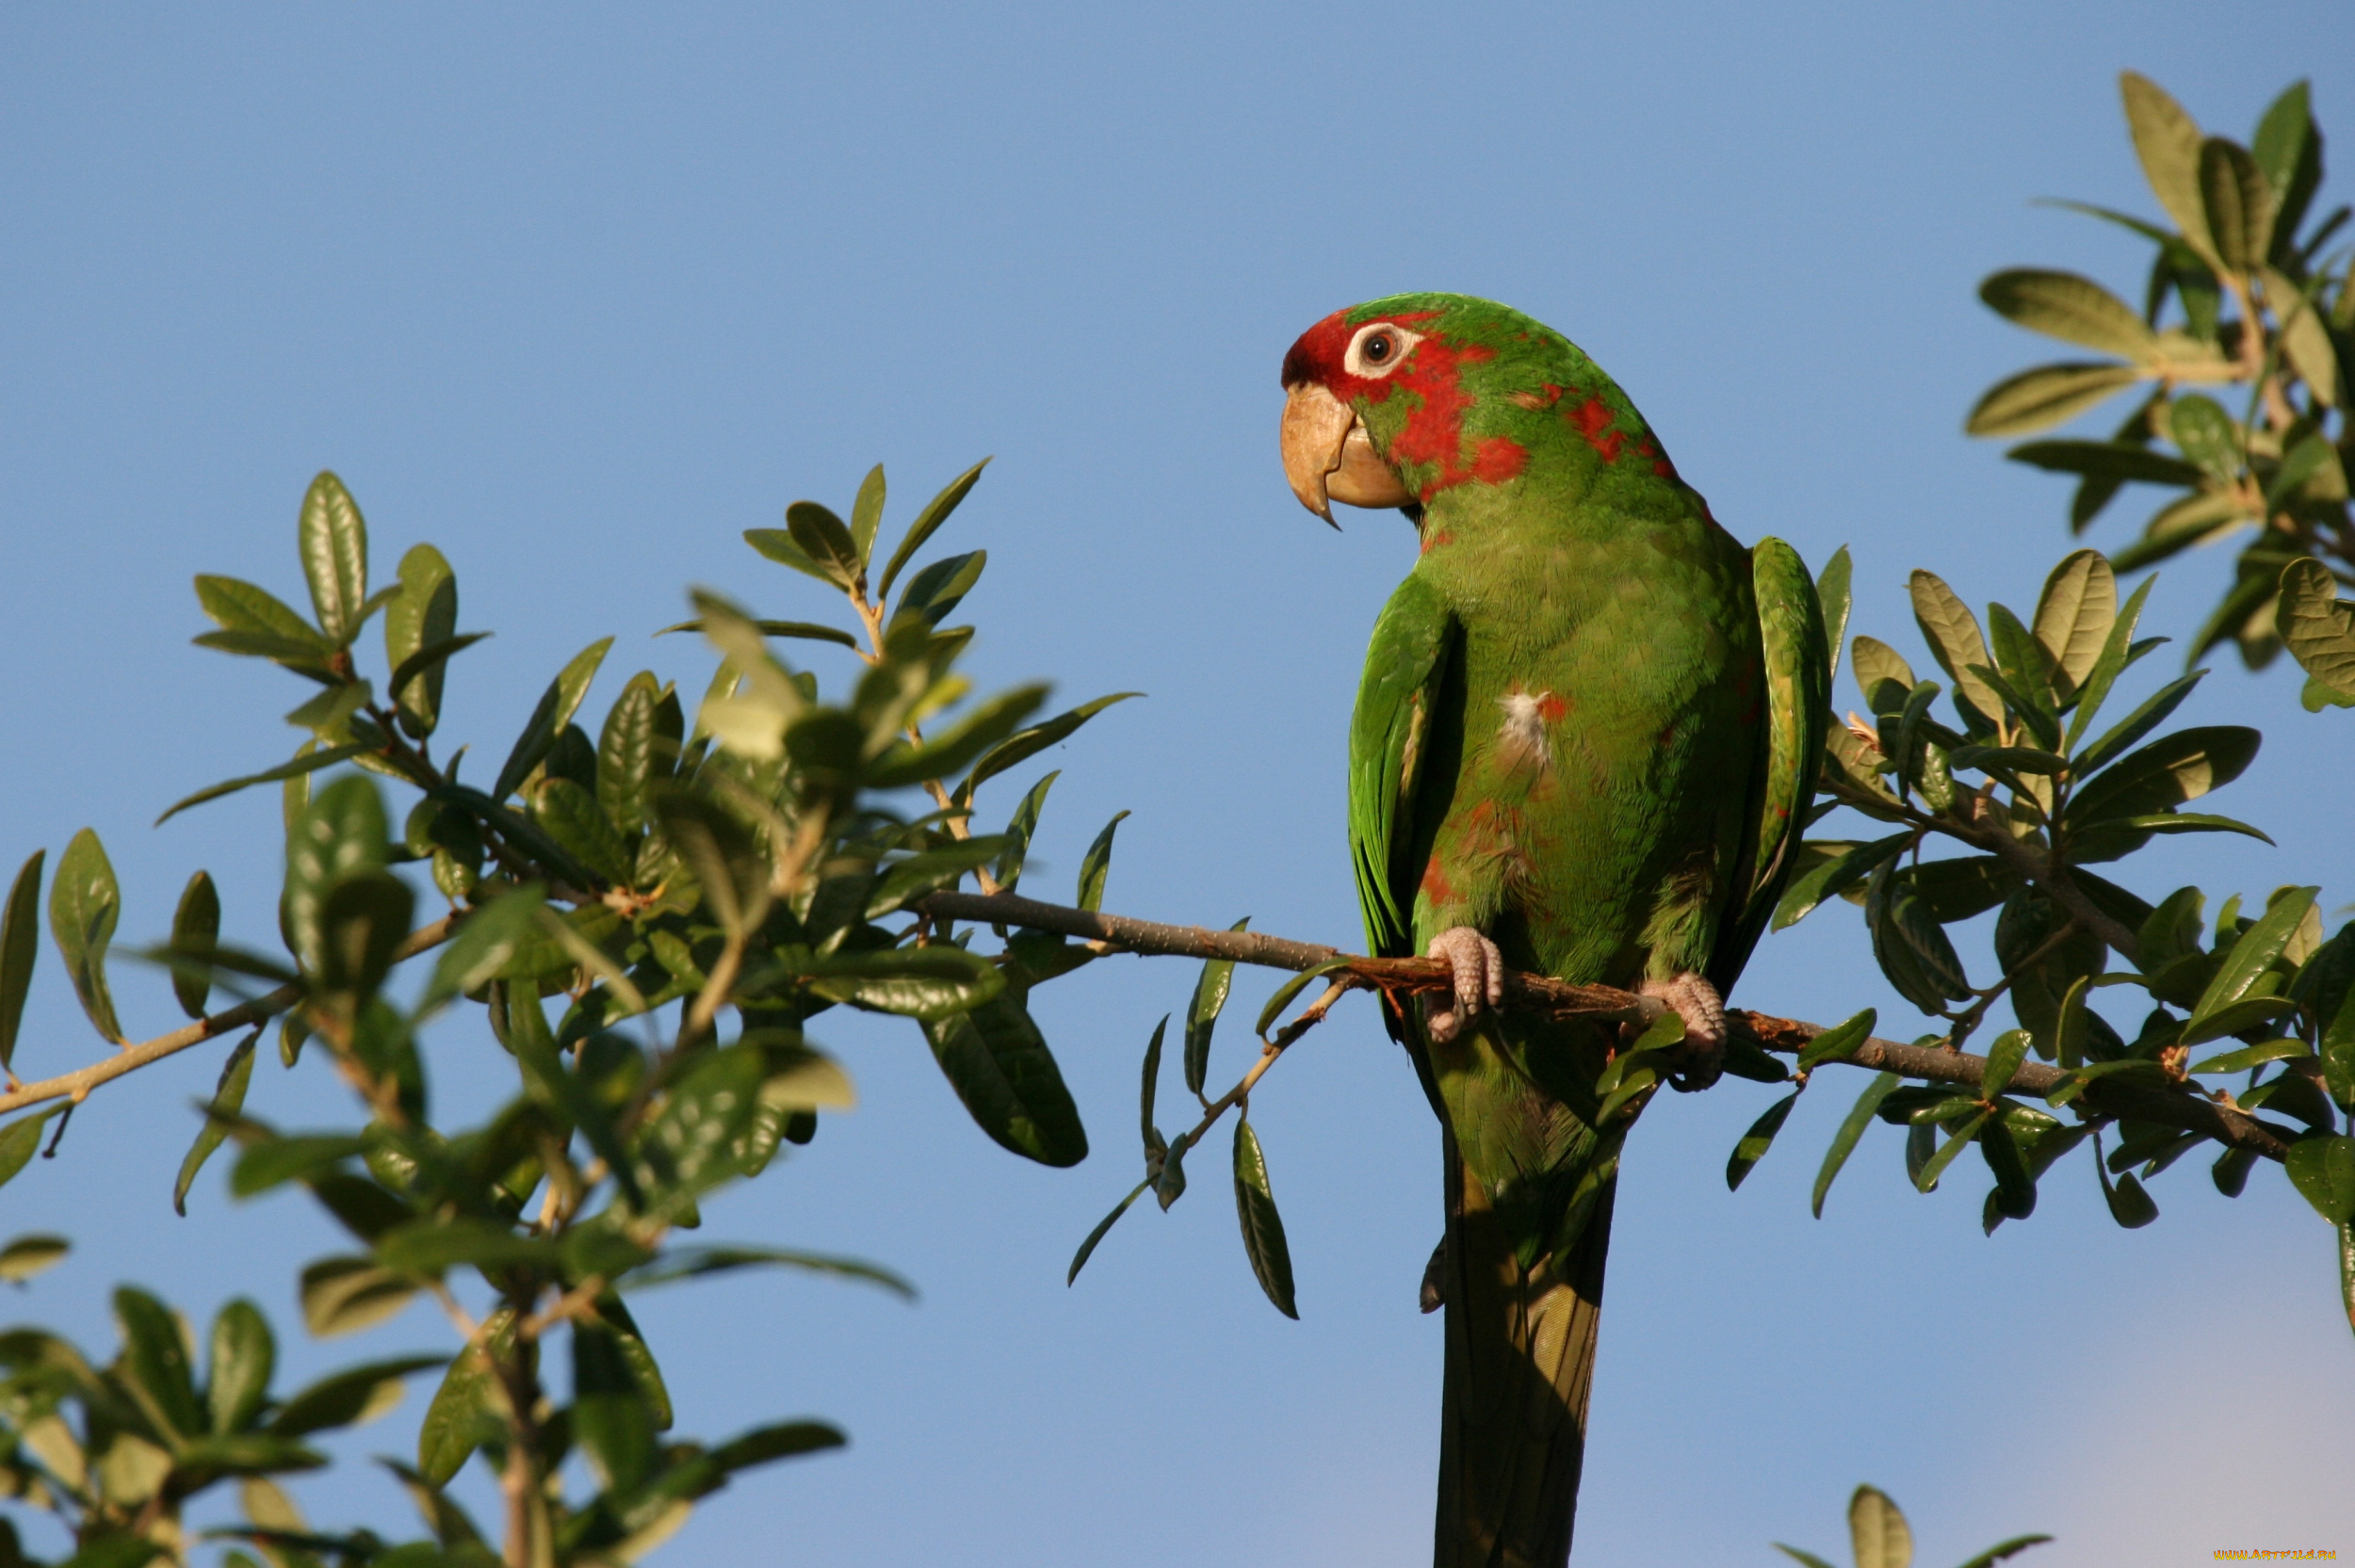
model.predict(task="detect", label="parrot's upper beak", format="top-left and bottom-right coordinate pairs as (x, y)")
top-left (1280, 382), bottom-right (1413, 526)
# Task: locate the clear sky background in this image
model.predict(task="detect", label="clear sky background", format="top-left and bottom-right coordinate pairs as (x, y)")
top-left (4, 6), bottom-right (2352, 1565)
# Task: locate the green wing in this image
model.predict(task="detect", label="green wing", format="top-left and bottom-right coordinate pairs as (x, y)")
top-left (1708, 537), bottom-right (1829, 993)
top-left (1349, 573), bottom-right (1459, 962)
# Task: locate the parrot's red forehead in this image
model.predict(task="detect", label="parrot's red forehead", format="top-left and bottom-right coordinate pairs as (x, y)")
top-left (1280, 309), bottom-right (1441, 397)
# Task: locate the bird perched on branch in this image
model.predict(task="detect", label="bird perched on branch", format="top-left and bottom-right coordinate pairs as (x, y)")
top-left (1279, 294), bottom-right (1827, 1568)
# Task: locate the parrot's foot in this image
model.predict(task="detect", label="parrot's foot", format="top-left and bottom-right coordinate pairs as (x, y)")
top-left (1640, 972), bottom-right (1727, 1091)
top-left (1420, 1237), bottom-right (1446, 1314)
top-left (1423, 927), bottom-right (1502, 1043)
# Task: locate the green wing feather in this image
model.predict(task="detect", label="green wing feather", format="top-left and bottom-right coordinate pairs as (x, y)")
top-left (1348, 574), bottom-right (1459, 962)
top-left (1708, 537), bottom-right (1829, 993)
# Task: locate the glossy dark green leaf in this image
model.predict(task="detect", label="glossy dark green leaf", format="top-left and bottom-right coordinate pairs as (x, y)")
top-left (2066, 725), bottom-right (2261, 832)
top-left (1949, 1535), bottom-right (2057, 1568)
top-left (848, 463), bottom-right (887, 564)
top-left (992, 770), bottom-right (1057, 894)
top-left (315, 872), bottom-right (414, 1010)
top-left (2188, 1036), bottom-right (2309, 1075)
top-left (493, 638), bottom-right (614, 803)
top-left (2185, 886), bottom-right (2316, 1034)
top-left (233, 1134), bottom-right (366, 1197)
top-left (1976, 1028), bottom-right (2029, 1100)
top-left (573, 1318), bottom-right (658, 1493)
top-left (1067, 1179), bottom-right (1150, 1286)
top-left (629, 1043), bottom-right (766, 1218)
top-left (647, 786), bottom-right (766, 936)
top-left (161, 869), bottom-right (222, 1021)
top-left (1231, 1119), bottom-right (1298, 1318)
top-left (877, 458), bottom-right (989, 602)
top-left (383, 543), bottom-right (463, 739)
top-left (1725, 1091), bottom-right (1800, 1191)
top-left (1254, 958), bottom-right (1353, 1039)
top-left (175, 1030), bottom-right (258, 1216)
top-left (595, 671), bottom-right (666, 837)
top-left (804, 944), bottom-right (1007, 1021)
top-left (298, 472), bottom-right (370, 644)
top-left (414, 887), bottom-right (545, 1016)
top-left (2286, 1135), bottom-right (2355, 1224)
top-left (866, 836), bottom-right (1012, 917)
top-left (1867, 864), bottom-right (1971, 1011)
top-left (417, 1308), bottom-right (512, 1486)
top-left (921, 994), bottom-right (1087, 1167)
top-left (1795, 1009), bottom-right (1876, 1071)
top-left (206, 1297), bottom-right (275, 1434)
top-left (741, 526), bottom-right (838, 587)
top-left (784, 499), bottom-right (861, 589)
top-left (1184, 919), bottom-right (1249, 1096)
top-left (530, 777), bottom-right (632, 887)
top-left (115, 1284), bottom-right (206, 1440)
top-left (1914, 1110), bottom-right (1990, 1192)
top-left (47, 827), bottom-right (123, 1043)
top-left (1138, 1013), bottom-right (1169, 1157)
top-left (375, 1216), bottom-right (560, 1279)
top-left (1979, 1115), bottom-right (2038, 1222)
top-left (888, 548), bottom-right (987, 637)
top-left (1966, 362), bottom-right (2143, 437)
top-left (865, 684), bottom-right (1050, 791)
top-left (1077, 810), bottom-right (1129, 913)
top-left (284, 774), bottom-right (391, 980)
top-left (2098, 1148), bottom-right (2161, 1229)
top-left (961, 692), bottom-right (1142, 800)
top-left (1772, 833), bottom-right (1908, 930)
top-left (0, 849), bottom-right (43, 1075)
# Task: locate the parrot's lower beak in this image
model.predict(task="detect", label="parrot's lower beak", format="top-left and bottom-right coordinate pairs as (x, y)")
top-left (1281, 382), bottom-right (1413, 526)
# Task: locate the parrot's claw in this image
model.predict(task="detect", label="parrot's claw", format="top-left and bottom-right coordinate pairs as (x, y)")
top-left (1423, 927), bottom-right (1503, 1043)
top-left (1640, 972), bottom-right (1727, 1091)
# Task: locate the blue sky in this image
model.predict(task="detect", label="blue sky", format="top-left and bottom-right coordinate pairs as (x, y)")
top-left (3, 5), bottom-right (2350, 1565)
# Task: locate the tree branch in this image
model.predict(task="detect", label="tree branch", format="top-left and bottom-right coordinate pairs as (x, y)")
top-left (0, 913), bottom-right (461, 1119)
top-left (918, 891), bottom-right (2292, 1164)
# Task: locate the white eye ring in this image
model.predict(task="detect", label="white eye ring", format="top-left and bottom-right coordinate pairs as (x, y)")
top-left (1344, 321), bottom-right (1422, 379)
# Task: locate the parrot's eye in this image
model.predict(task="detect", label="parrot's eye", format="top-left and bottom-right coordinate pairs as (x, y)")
top-left (1344, 321), bottom-right (1422, 379)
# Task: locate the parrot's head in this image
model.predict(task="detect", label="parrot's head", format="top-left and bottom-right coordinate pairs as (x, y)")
top-left (1279, 293), bottom-right (1658, 526)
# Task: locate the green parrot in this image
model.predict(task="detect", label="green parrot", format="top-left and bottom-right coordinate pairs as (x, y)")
top-left (1278, 294), bottom-right (1827, 1568)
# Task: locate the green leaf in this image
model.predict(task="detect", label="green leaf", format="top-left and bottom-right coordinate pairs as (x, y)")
top-left (47, 827), bottom-right (123, 1043)
top-left (2120, 72), bottom-right (2216, 266)
top-left (1966, 362), bottom-right (2143, 437)
top-left (804, 945), bottom-right (1008, 1021)
top-left (877, 458), bottom-right (989, 602)
top-left (2006, 440), bottom-right (2201, 487)
top-left (1253, 958), bottom-right (1353, 1039)
top-left (416, 888), bottom-right (546, 1015)
top-left (0, 1232), bottom-right (68, 1284)
top-left (530, 777), bottom-right (632, 886)
top-left (375, 1217), bottom-right (560, 1279)
top-left (960, 692), bottom-right (1142, 799)
top-left (1797, 1009), bottom-right (1877, 1071)
top-left (1773, 833), bottom-right (1908, 930)
top-left (849, 463), bottom-right (887, 564)
top-left (284, 775), bottom-right (390, 977)
top-left (784, 500), bottom-right (861, 588)
top-left (1139, 1014), bottom-right (1168, 1155)
top-left (1981, 1028), bottom-right (2030, 1100)
top-left (0, 849), bottom-right (44, 1075)
top-left (2066, 575), bottom-right (2158, 748)
top-left (574, 1318), bottom-right (658, 1493)
top-left (2285, 1135), bottom-right (2355, 1223)
top-left (0, 1107), bottom-right (64, 1191)
top-left (300, 1254), bottom-right (419, 1338)
top-left (1867, 864), bottom-right (1972, 1011)
top-left (2251, 81), bottom-right (2315, 244)
top-left (1816, 545), bottom-right (1853, 685)
top-left (2185, 886), bottom-right (2316, 1037)
top-left (595, 671), bottom-right (669, 841)
top-left (2108, 488), bottom-right (2249, 573)
top-left (1848, 1484), bottom-right (1913, 1568)
top-left (742, 526), bottom-right (838, 587)
top-left (233, 1134), bottom-right (366, 1197)
top-left (203, 1297), bottom-right (275, 1435)
top-left (865, 837), bottom-right (1013, 918)
top-left (195, 573), bottom-right (328, 649)
top-left (163, 869), bottom-right (222, 1021)
top-left (1849, 635), bottom-right (1915, 705)
top-left (155, 742), bottom-right (374, 825)
top-left (115, 1284), bottom-right (206, 1440)
top-left (298, 472), bottom-right (370, 645)
top-left (174, 1030), bottom-right (257, 1215)
top-left (628, 1044), bottom-right (766, 1218)
top-left (493, 638), bottom-right (614, 802)
top-left (2188, 1036), bottom-right (2310, 1075)
top-left (2072, 670), bottom-right (2206, 776)
top-left (2066, 725), bottom-right (2261, 829)
top-left (1067, 1180), bottom-right (1150, 1286)
top-left (383, 544), bottom-right (462, 738)
top-left (865, 684), bottom-right (1050, 791)
top-left (1914, 1110), bottom-right (1990, 1193)
top-left (992, 770), bottom-right (1057, 893)
top-left (888, 549), bottom-right (988, 635)
top-left (2198, 137), bottom-right (2274, 274)
top-left (1773, 1548), bottom-right (1841, 1568)
top-left (314, 872), bottom-right (414, 1010)
top-left (2031, 549), bottom-right (2117, 695)
top-left (1076, 810), bottom-right (1129, 913)
top-left (2098, 1149), bottom-right (2161, 1228)
top-left (1949, 1534), bottom-right (2057, 1568)
top-left (656, 615), bottom-right (860, 649)
top-left (2167, 394), bottom-right (2242, 484)
top-left (1980, 269), bottom-right (2158, 360)
top-left (1184, 920), bottom-right (1249, 1096)
top-left (619, 1244), bottom-right (913, 1300)
top-left (417, 1309), bottom-right (512, 1486)
top-left (2277, 558), bottom-right (2355, 699)
top-left (272, 1354), bottom-right (445, 1438)
top-left (920, 995), bottom-right (1088, 1167)
top-left (1725, 1091), bottom-right (1800, 1191)
top-left (1231, 1119), bottom-right (1298, 1318)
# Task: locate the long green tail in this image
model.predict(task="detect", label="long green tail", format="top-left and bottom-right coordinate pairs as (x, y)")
top-left (1433, 1134), bottom-right (1616, 1568)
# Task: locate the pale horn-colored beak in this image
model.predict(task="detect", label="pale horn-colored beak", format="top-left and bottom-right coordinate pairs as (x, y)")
top-left (1280, 382), bottom-right (1413, 526)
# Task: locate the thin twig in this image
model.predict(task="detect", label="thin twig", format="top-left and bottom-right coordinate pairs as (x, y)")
top-left (0, 913), bottom-right (461, 1118)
